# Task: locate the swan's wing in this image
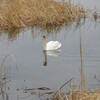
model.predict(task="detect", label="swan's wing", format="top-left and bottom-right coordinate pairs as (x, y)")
top-left (52, 41), bottom-right (60, 48)
top-left (47, 41), bottom-right (61, 50)
top-left (47, 41), bottom-right (55, 47)
top-left (46, 41), bottom-right (55, 50)
top-left (52, 41), bottom-right (62, 49)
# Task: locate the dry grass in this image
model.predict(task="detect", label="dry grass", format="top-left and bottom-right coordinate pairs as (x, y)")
top-left (51, 76), bottom-right (100, 100)
top-left (52, 89), bottom-right (100, 100)
top-left (0, 0), bottom-right (86, 30)
top-left (52, 79), bottom-right (100, 100)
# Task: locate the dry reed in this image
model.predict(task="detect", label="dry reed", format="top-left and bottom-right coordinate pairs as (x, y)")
top-left (0, 0), bottom-right (86, 30)
top-left (52, 80), bottom-right (100, 100)
top-left (52, 89), bottom-right (100, 100)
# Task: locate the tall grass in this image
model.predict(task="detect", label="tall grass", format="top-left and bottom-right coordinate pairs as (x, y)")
top-left (52, 89), bottom-right (100, 100)
top-left (0, 0), bottom-right (86, 30)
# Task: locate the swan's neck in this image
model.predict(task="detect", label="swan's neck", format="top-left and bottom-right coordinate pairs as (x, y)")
top-left (43, 38), bottom-right (47, 50)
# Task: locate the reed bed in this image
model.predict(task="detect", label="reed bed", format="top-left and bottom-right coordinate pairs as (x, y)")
top-left (0, 0), bottom-right (86, 30)
top-left (52, 89), bottom-right (100, 100)
top-left (52, 78), bottom-right (100, 100)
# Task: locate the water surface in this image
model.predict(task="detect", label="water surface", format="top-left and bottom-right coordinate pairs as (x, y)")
top-left (0, 0), bottom-right (100, 100)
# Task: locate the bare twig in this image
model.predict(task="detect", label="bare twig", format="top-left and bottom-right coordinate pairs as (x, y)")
top-left (53, 77), bottom-right (74, 98)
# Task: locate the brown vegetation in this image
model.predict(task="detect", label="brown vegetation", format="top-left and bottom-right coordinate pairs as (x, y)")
top-left (52, 89), bottom-right (100, 100)
top-left (0, 0), bottom-right (86, 30)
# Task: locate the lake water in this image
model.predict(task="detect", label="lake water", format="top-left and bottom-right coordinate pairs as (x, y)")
top-left (0, 0), bottom-right (100, 100)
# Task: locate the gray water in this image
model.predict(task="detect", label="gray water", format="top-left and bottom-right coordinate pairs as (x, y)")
top-left (0, 0), bottom-right (100, 100)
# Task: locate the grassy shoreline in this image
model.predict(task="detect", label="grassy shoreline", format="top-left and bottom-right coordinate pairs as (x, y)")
top-left (52, 89), bottom-right (100, 100)
top-left (0, 0), bottom-right (86, 30)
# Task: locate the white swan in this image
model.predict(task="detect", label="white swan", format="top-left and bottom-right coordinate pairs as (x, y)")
top-left (42, 36), bottom-right (61, 51)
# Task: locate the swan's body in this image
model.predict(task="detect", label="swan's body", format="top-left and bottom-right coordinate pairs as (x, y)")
top-left (43, 36), bottom-right (61, 51)
top-left (46, 41), bottom-right (61, 50)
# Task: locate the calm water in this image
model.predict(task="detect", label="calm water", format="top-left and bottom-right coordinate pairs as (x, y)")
top-left (0, 0), bottom-right (100, 100)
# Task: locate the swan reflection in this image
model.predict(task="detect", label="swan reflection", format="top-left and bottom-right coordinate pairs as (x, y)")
top-left (43, 50), bottom-right (61, 66)
top-left (46, 50), bottom-right (61, 57)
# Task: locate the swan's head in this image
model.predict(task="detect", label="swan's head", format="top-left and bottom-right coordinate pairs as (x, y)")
top-left (42, 35), bottom-right (47, 39)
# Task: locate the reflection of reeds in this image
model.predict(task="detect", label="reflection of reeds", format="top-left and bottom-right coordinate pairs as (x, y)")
top-left (0, 28), bottom-right (21, 41)
top-left (0, 54), bottom-right (18, 100)
top-left (0, 54), bottom-right (18, 73)
top-left (0, 0), bottom-right (86, 30)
